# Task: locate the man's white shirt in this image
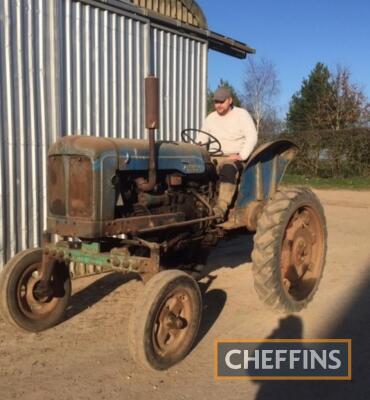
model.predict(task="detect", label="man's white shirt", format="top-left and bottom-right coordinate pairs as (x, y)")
top-left (199, 106), bottom-right (257, 160)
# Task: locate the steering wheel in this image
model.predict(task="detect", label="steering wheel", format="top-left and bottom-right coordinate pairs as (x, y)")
top-left (181, 128), bottom-right (223, 156)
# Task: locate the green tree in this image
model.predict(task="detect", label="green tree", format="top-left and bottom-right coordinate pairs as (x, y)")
top-left (286, 63), bottom-right (333, 132)
top-left (286, 63), bottom-right (370, 132)
top-left (207, 79), bottom-right (242, 113)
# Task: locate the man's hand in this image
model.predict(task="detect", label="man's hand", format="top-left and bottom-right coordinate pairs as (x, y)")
top-left (227, 153), bottom-right (242, 161)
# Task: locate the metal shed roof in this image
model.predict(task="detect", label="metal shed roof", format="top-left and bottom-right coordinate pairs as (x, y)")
top-left (80, 0), bottom-right (255, 58)
top-left (130, 0), bottom-right (208, 29)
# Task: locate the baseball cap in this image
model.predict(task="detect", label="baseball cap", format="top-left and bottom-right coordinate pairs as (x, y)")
top-left (213, 87), bottom-right (232, 102)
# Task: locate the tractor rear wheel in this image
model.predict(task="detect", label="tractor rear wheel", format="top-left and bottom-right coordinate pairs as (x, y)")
top-left (252, 187), bottom-right (327, 312)
top-left (0, 248), bottom-right (71, 332)
top-left (128, 270), bottom-right (202, 370)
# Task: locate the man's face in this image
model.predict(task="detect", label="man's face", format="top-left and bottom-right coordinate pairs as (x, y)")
top-left (214, 97), bottom-right (233, 116)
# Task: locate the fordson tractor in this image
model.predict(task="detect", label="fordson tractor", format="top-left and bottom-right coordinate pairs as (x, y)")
top-left (0, 77), bottom-right (327, 370)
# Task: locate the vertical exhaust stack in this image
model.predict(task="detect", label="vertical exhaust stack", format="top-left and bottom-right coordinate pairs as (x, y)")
top-left (138, 76), bottom-right (160, 192)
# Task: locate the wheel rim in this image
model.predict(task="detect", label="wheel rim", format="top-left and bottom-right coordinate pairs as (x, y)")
top-left (152, 288), bottom-right (194, 358)
top-left (16, 261), bottom-right (63, 320)
top-left (280, 205), bottom-right (325, 301)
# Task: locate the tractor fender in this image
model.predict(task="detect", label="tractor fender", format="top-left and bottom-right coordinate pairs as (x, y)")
top-left (236, 140), bottom-right (299, 208)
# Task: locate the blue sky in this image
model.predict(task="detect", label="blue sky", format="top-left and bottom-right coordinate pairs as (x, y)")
top-left (197, 0), bottom-right (370, 116)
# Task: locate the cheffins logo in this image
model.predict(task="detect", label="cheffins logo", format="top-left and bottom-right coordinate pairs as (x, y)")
top-left (215, 339), bottom-right (351, 380)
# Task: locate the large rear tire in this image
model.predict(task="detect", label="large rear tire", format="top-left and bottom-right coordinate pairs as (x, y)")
top-left (0, 248), bottom-right (71, 332)
top-left (252, 187), bottom-right (327, 312)
top-left (128, 270), bottom-right (202, 370)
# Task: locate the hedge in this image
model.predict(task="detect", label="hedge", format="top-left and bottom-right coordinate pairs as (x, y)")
top-left (279, 128), bottom-right (370, 178)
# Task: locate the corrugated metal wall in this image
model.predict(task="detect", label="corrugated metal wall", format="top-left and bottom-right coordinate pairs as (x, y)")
top-left (0, 0), bottom-right (208, 269)
top-left (151, 26), bottom-right (207, 141)
top-left (0, 0), bottom-right (54, 267)
top-left (60, 0), bottom-right (149, 139)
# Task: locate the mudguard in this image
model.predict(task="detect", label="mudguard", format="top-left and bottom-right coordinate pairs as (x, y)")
top-left (236, 140), bottom-right (299, 208)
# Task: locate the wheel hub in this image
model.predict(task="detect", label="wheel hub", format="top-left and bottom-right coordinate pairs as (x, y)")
top-left (165, 311), bottom-right (187, 330)
top-left (18, 263), bottom-right (61, 317)
top-left (291, 230), bottom-right (313, 277)
top-left (280, 205), bottom-right (324, 301)
top-left (153, 290), bottom-right (191, 356)
top-left (23, 271), bottom-right (48, 310)
top-left (32, 281), bottom-right (54, 302)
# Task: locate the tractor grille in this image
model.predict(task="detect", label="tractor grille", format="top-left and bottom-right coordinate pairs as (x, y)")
top-left (48, 155), bottom-right (92, 218)
top-left (68, 156), bottom-right (93, 217)
top-left (48, 156), bottom-right (66, 216)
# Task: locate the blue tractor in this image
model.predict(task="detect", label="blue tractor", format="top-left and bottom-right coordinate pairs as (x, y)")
top-left (0, 78), bottom-right (327, 370)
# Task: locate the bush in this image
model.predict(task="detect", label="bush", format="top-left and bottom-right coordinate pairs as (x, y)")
top-left (280, 128), bottom-right (370, 178)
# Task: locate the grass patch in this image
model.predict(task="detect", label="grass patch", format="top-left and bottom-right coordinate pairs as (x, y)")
top-left (282, 174), bottom-right (370, 190)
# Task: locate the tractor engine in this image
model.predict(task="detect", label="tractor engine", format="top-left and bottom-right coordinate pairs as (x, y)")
top-left (47, 135), bottom-right (217, 239)
top-left (116, 164), bottom-right (217, 221)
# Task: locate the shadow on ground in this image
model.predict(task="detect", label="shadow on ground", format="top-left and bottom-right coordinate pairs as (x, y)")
top-left (64, 231), bottom-right (253, 323)
top-left (61, 232), bottom-right (252, 362)
top-left (202, 231), bottom-right (254, 274)
top-left (65, 272), bottom-right (139, 320)
top-left (253, 260), bottom-right (370, 400)
top-left (192, 277), bottom-right (228, 349)
top-left (63, 257), bottom-right (232, 358)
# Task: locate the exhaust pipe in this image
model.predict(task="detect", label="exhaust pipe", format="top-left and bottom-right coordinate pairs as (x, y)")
top-left (137, 76), bottom-right (160, 192)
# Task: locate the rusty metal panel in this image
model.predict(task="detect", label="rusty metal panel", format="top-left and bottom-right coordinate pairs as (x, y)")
top-left (145, 76), bottom-right (160, 129)
top-left (151, 26), bottom-right (208, 141)
top-left (48, 156), bottom-right (67, 216)
top-left (68, 156), bottom-right (93, 218)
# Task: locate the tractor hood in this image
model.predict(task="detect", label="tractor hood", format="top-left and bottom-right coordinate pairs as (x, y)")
top-left (48, 135), bottom-right (209, 175)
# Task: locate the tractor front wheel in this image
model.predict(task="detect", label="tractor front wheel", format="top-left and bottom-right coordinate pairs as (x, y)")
top-left (252, 187), bottom-right (327, 312)
top-left (128, 270), bottom-right (202, 370)
top-left (0, 248), bottom-right (71, 332)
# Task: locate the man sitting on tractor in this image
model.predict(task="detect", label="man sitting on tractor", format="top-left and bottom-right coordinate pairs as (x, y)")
top-left (198, 86), bottom-right (258, 221)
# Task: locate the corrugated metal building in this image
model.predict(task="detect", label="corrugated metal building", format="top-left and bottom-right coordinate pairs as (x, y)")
top-left (0, 0), bottom-right (254, 269)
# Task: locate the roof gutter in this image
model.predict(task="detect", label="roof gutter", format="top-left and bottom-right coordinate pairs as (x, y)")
top-left (75, 0), bottom-right (255, 59)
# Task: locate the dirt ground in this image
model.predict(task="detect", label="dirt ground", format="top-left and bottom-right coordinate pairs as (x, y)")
top-left (0, 189), bottom-right (369, 400)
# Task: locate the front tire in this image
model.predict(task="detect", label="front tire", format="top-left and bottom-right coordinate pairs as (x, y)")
top-left (252, 187), bottom-right (327, 312)
top-left (128, 270), bottom-right (202, 370)
top-left (0, 248), bottom-right (71, 332)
